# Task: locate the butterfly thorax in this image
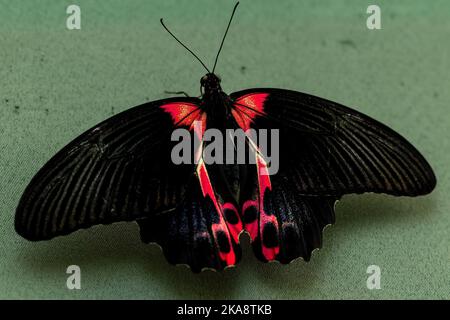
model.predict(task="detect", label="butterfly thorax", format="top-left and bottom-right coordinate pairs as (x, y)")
top-left (200, 73), bottom-right (233, 127)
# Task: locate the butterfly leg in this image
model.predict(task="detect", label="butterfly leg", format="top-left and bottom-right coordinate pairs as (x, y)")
top-left (164, 90), bottom-right (191, 97)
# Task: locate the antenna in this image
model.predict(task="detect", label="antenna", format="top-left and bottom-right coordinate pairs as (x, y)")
top-left (160, 18), bottom-right (211, 73)
top-left (212, 2), bottom-right (240, 73)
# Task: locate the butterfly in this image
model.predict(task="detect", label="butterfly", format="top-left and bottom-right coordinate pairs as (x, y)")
top-left (15, 3), bottom-right (436, 272)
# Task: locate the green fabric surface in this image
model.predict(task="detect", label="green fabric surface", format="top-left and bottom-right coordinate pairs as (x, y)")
top-left (0, 0), bottom-right (449, 299)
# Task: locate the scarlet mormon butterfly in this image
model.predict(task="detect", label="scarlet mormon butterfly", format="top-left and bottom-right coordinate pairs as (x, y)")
top-left (15, 3), bottom-right (436, 272)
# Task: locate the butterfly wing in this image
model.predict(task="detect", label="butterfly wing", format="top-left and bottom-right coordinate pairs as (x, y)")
top-left (138, 161), bottom-right (243, 272)
top-left (139, 122), bottom-right (245, 272)
top-left (230, 88), bottom-right (436, 263)
top-left (231, 88), bottom-right (436, 196)
top-left (237, 143), bottom-right (338, 264)
top-left (15, 98), bottom-right (202, 241)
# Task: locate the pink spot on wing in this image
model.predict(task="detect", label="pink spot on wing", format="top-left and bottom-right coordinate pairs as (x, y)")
top-left (160, 102), bottom-right (199, 126)
top-left (160, 102), bottom-right (206, 134)
top-left (232, 93), bottom-right (269, 131)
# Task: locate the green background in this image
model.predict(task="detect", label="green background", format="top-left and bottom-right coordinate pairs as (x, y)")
top-left (0, 0), bottom-right (449, 299)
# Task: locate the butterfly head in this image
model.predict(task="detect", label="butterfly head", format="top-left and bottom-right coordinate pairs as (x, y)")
top-left (201, 73), bottom-right (222, 93)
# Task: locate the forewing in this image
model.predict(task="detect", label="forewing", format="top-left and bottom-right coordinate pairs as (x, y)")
top-left (230, 88), bottom-right (436, 197)
top-left (15, 98), bottom-right (202, 240)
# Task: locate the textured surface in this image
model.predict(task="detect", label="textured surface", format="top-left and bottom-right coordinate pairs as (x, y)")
top-left (0, 0), bottom-right (449, 299)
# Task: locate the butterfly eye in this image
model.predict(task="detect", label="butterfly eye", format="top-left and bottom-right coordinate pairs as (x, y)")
top-left (200, 75), bottom-right (208, 85)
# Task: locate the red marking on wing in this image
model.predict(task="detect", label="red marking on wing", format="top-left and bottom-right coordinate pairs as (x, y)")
top-left (232, 93), bottom-right (269, 131)
top-left (256, 155), bottom-right (280, 261)
top-left (222, 202), bottom-right (242, 243)
top-left (242, 200), bottom-right (258, 239)
top-left (193, 112), bottom-right (207, 138)
top-left (242, 154), bottom-right (280, 261)
top-left (160, 102), bottom-right (206, 133)
top-left (197, 160), bottom-right (238, 266)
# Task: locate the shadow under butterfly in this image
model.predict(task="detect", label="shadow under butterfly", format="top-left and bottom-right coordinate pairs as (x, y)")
top-left (15, 2), bottom-right (436, 273)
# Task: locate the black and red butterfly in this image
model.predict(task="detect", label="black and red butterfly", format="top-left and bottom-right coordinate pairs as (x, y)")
top-left (15, 3), bottom-right (435, 272)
